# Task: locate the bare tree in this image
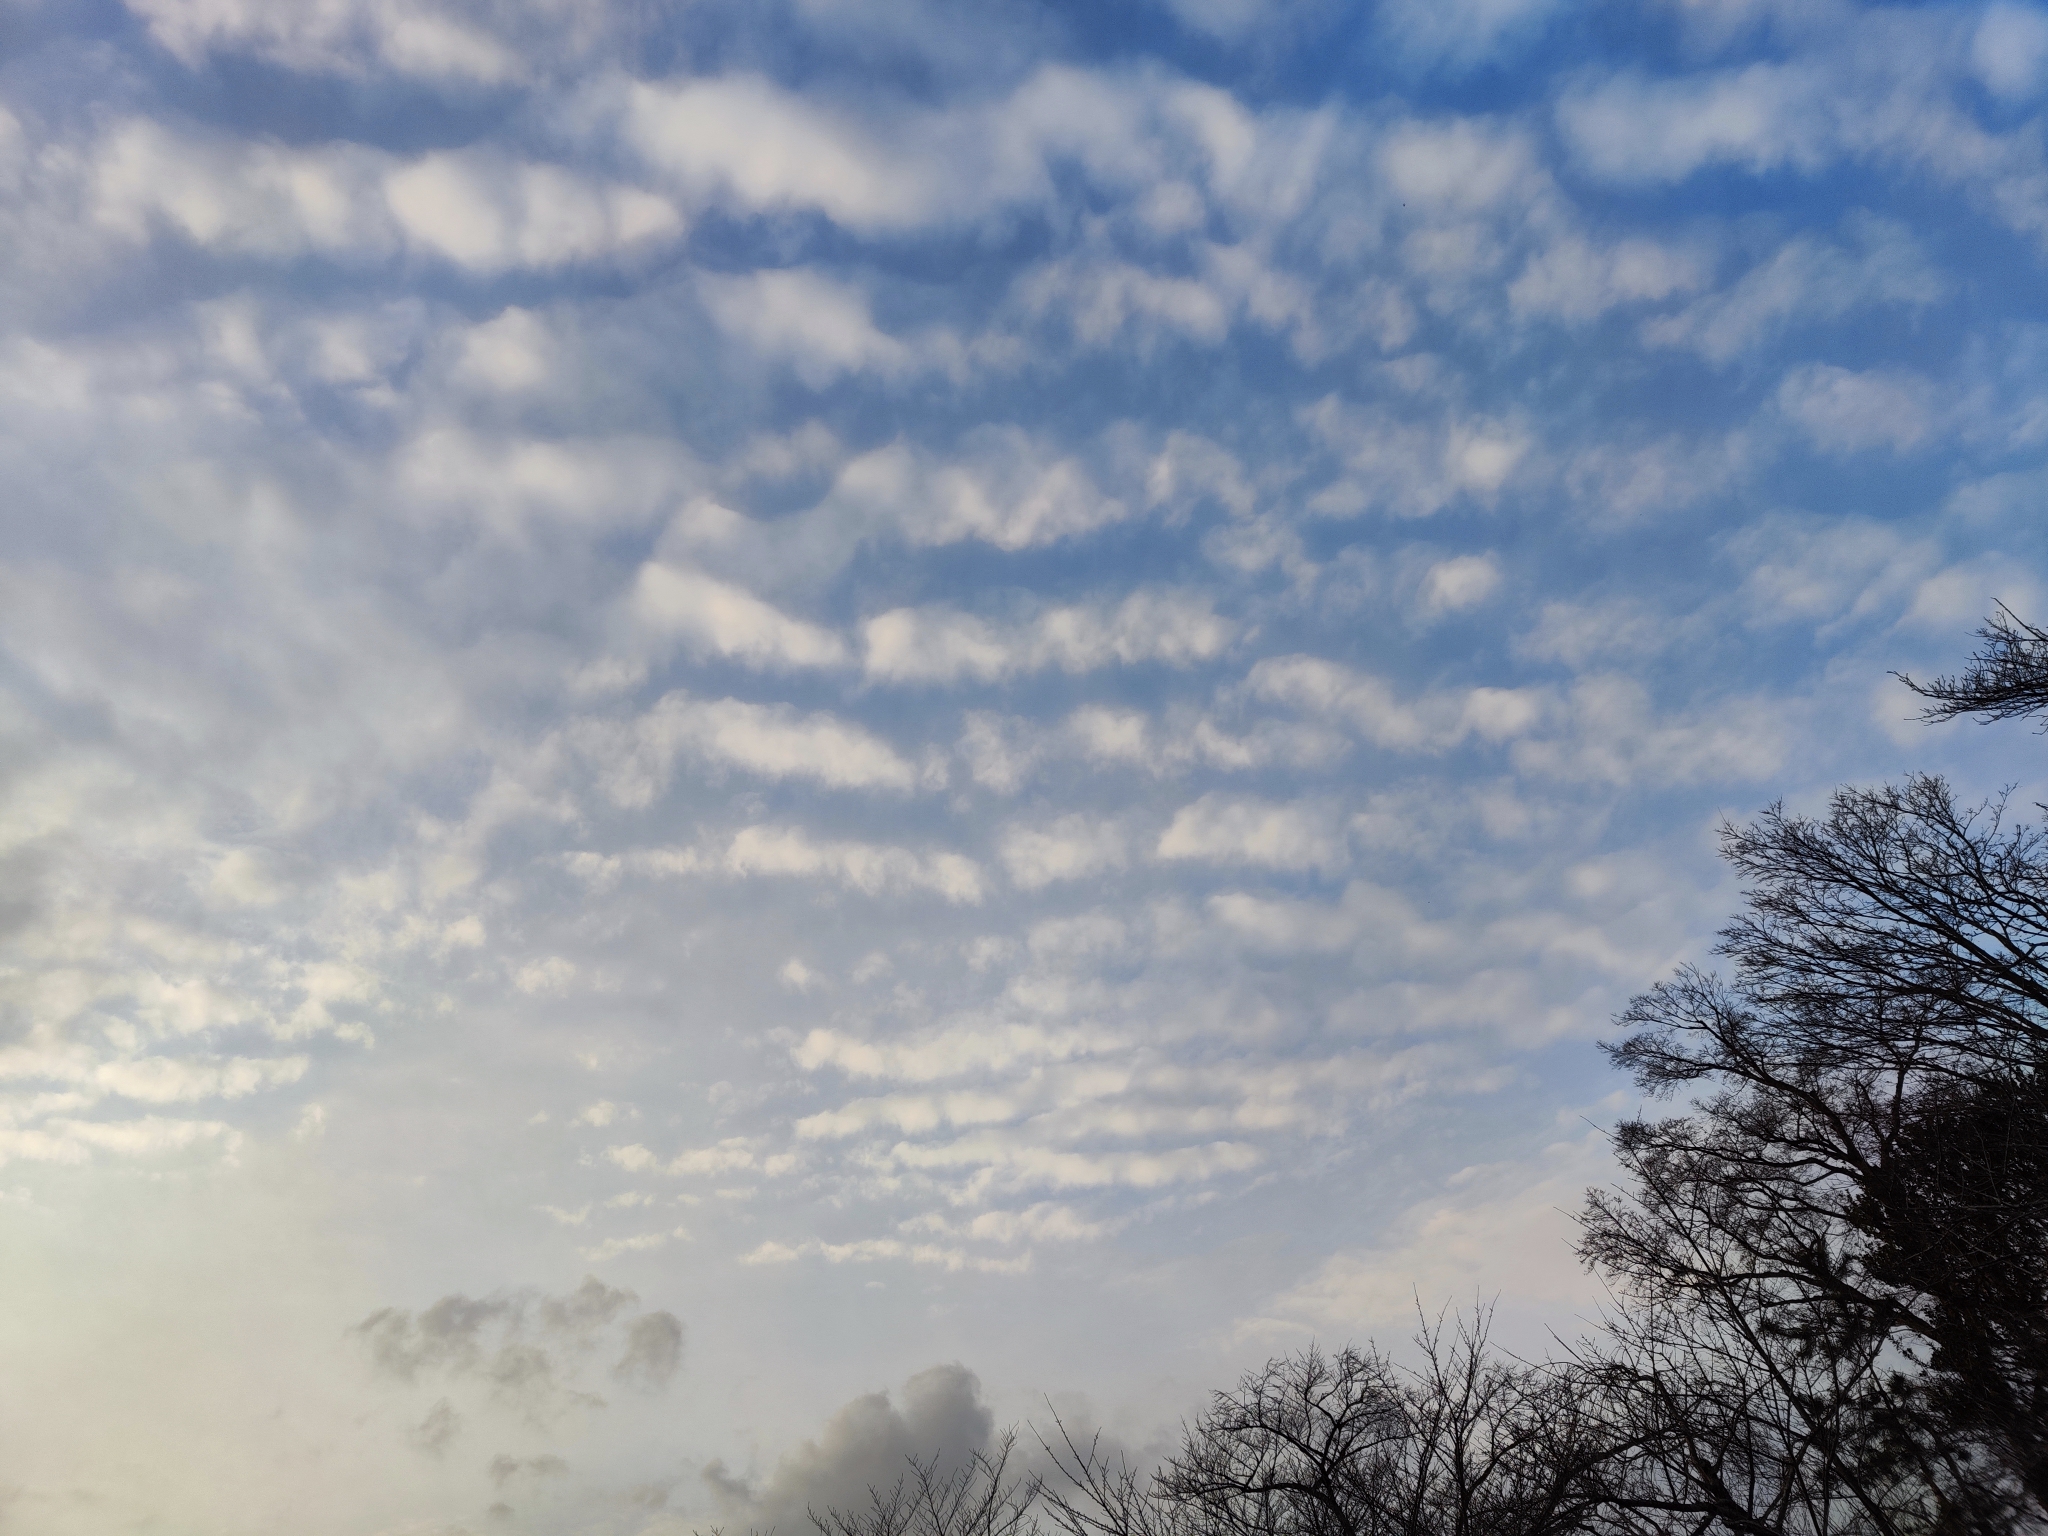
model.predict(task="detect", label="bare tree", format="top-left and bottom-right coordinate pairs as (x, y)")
top-left (1584, 1304), bottom-right (2002, 1536)
top-left (1149, 1343), bottom-right (1411, 1536)
top-left (809, 1433), bottom-right (1043, 1536)
top-left (1576, 776), bottom-right (2048, 1530)
top-left (1040, 1314), bottom-right (1612, 1536)
top-left (1898, 606), bottom-right (2048, 727)
top-left (1577, 1132), bottom-right (2003, 1536)
top-left (808, 1314), bottom-right (1616, 1536)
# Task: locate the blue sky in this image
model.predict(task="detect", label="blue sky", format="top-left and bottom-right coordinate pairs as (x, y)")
top-left (5, 0), bottom-right (2048, 1530)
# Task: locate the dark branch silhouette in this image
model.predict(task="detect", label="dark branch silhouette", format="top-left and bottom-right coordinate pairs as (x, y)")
top-left (1577, 775), bottom-right (2048, 1532)
top-left (1898, 605), bottom-right (2048, 727)
top-left (809, 1434), bottom-right (1043, 1536)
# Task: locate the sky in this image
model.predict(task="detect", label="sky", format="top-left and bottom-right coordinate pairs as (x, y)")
top-left (4, 0), bottom-right (2048, 1531)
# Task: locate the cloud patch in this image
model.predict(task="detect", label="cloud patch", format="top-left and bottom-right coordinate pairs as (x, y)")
top-left (1246, 656), bottom-right (1543, 752)
top-left (1156, 795), bottom-right (1347, 873)
top-left (631, 564), bottom-right (849, 671)
top-left (579, 694), bottom-right (916, 804)
top-left (704, 1365), bottom-right (996, 1531)
top-left (999, 815), bottom-right (1129, 889)
top-left (354, 1278), bottom-right (683, 1421)
top-left (864, 592), bottom-right (1233, 684)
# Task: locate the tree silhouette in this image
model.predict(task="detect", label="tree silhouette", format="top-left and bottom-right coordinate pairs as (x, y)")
top-left (1898, 605), bottom-right (2048, 727)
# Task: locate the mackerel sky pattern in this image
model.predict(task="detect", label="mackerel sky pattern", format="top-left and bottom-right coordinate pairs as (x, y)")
top-left (4, 0), bottom-right (2048, 1530)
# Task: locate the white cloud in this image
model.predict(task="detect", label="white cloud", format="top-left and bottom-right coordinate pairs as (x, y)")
top-left (620, 64), bottom-right (1333, 243)
top-left (864, 609), bottom-right (1018, 686)
top-left (697, 269), bottom-right (911, 387)
top-left (1416, 554), bottom-right (1501, 619)
top-left (882, 1131), bottom-right (1264, 1193)
top-left (1510, 676), bottom-right (1785, 787)
top-left (1206, 880), bottom-right (1451, 960)
top-left (1517, 599), bottom-right (1679, 668)
top-left (1726, 514), bottom-right (1937, 630)
top-left (863, 591), bottom-right (1233, 684)
top-left (1381, 118), bottom-right (1542, 214)
top-left (1016, 256), bottom-right (1231, 348)
top-left (1042, 704), bottom-right (1345, 780)
top-left (448, 307), bottom-right (553, 393)
top-left (1975, 5), bottom-right (2048, 102)
top-left (393, 425), bottom-right (698, 535)
top-left (1777, 363), bottom-right (1938, 455)
top-left (1378, 0), bottom-right (1561, 73)
top-left (1064, 705), bottom-right (1153, 767)
top-left (1558, 64), bottom-right (1831, 184)
top-left (956, 712), bottom-right (1043, 794)
top-left (125, 0), bottom-right (526, 81)
top-left (740, 1236), bottom-right (1025, 1273)
top-left (93, 122), bottom-right (679, 270)
top-left (722, 826), bottom-right (985, 903)
top-left (779, 957), bottom-right (822, 993)
top-left (1026, 910), bottom-right (1133, 966)
top-left (1246, 656), bottom-right (1544, 751)
top-left (579, 693), bottom-right (915, 804)
top-left (1156, 795), bottom-right (1346, 873)
top-left (606, 1138), bottom-right (759, 1177)
top-left (385, 152), bottom-right (681, 272)
top-left (91, 121), bottom-right (387, 258)
top-left (624, 75), bottom-right (943, 232)
top-left (1561, 431), bottom-right (1753, 523)
top-left (583, 1226), bottom-right (691, 1263)
top-left (999, 816), bottom-right (1129, 890)
top-left (1644, 223), bottom-right (1944, 363)
top-left (207, 849), bottom-right (281, 907)
top-left (1305, 397), bottom-right (1534, 519)
top-left (630, 561), bottom-right (849, 671)
top-left (793, 1022), bottom-right (1119, 1083)
top-left (513, 957), bottom-right (577, 996)
top-left (1895, 557), bottom-right (2044, 639)
top-left (826, 432), bottom-right (1130, 551)
top-left (0, 1115), bottom-right (240, 1167)
top-left (1144, 430), bottom-right (1258, 519)
top-left (1509, 234), bottom-right (1703, 322)
top-left (1447, 427), bottom-right (1528, 496)
top-left (961, 1201), bottom-right (1110, 1244)
top-left (795, 1089), bottom-right (1018, 1141)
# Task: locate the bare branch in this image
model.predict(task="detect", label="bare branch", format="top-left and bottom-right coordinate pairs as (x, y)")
top-left (1897, 606), bottom-right (2048, 729)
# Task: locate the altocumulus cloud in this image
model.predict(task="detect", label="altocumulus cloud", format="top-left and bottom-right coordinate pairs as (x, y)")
top-left (3, 0), bottom-right (2047, 1531)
